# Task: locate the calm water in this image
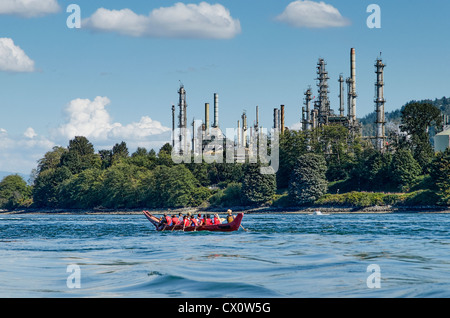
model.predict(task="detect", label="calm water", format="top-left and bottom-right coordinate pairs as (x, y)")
top-left (0, 212), bottom-right (449, 298)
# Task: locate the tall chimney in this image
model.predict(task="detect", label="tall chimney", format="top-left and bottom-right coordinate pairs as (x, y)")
top-left (280, 105), bottom-right (285, 134)
top-left (375, 57), bottom-right (386, 152)
top-left (338, 75), bottom-right (345, 117)
top-left (274, 108), bottom-right (279, 130)
top-left (171, 105), bottom-right (175, 147)
top-left (350, 48), bottom-right (357, 123)
top-left (204, 103), bottom-right (210, 133)
top-left (237, 120), bottom-right (241, 147)
top-left (213, 93), bottom-right (219, 128)
top-left (304, 88), bottom-right (312, 131)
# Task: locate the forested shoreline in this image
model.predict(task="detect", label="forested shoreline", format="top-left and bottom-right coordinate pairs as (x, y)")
top-left (0, 101), bottom-right (449, 212)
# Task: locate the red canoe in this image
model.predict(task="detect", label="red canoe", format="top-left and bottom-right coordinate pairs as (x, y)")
top-left (143, 211), bottom-right (244, 232)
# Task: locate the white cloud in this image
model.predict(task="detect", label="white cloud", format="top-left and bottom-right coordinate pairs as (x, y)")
top-left (289, 122), bottom-right (303, 131)
top-left (276, 1), bottom-right (350, 28)
top-left (0, 38), bottom-right (35, 72)
top-left (0, 0), bottom-right (60, 17)
top-left (0, 128), bottom-right (55, 174)
top-left (54, 96), bottom-right (171, 147)
top-left (24, 127), bottom-right (37, 138)
top-left (83, 2), bottom-right (241, 39)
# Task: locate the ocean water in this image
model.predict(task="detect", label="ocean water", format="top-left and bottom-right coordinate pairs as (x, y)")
top-left (0, 212), bottom-right (449, 298)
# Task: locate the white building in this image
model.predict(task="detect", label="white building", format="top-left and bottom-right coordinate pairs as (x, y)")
top-left (434, 128), bottom-right (450, 152)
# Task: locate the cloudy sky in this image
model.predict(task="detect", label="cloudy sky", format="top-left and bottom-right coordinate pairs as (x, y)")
top-left (1, 0), bottom-right (449, 174)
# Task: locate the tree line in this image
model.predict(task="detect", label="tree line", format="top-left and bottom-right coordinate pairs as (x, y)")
top-left (0, 102), bottom-right (449, 210)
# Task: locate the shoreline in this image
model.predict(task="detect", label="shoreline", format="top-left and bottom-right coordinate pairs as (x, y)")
top-left (2, 205), bottom-right (450, 215)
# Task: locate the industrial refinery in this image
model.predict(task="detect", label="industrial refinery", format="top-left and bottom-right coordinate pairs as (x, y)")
top-left (171, 48), bottom-right (389, 157)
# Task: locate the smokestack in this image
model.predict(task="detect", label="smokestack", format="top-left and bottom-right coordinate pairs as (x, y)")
top-left (178, 84), bottom-right (187, 155)
top-left (274, 108), bottom-right (279, 130)
top-left (204, 103), bottom-right (210, 133)
top-left (375, 57), bottom-right (386, 152)
top-left (255, 106), bottom-right (259, 129)
top-left (338, 75), bottom-right (345, 117)
top-left (213, 93), bottom-right (219, 128)
top-left (280, 105), bottom-right (285, 134)
top-left (304, 89), bottom-right (312, 131)
top-left (237, 120), bottom-right (241, 147)
top-left (242, 112), bottom-right (248, 147)
top-left (350, 48), bottom-right (357, 123)
top-left (172, 105), bottom-right (175, 147)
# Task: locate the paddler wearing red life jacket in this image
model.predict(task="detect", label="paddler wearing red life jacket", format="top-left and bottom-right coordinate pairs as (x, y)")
top-left (190, 215), bottom-right (198, 227)
top-left (171, 214), bottom-right (179, 226)
top-left (204, 214), bottom-right (213, 226)
top-left (161, 213), bottom-right (172, 226)
top-left (213, 214), bottom-right (222, 224)
top-left (183, 216), bottom-right (190, 227)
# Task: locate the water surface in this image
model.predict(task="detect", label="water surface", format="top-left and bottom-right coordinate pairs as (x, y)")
top-left (1, 213), bottom-right (449, 297)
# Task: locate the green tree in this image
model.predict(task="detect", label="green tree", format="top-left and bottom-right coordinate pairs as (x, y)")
top-left (58, 168), bottom-right (104, 208)
top-left (156, 143), bottom-right (174, 167)
top-left (37, 146), bottom-right (68, 173)
top-left (347, 149), bottom-right (393, 192)
top-left (60, 136), bottom-right (100, 174)
top-left (150, 165), bottom-right (210, 208)
top-left (429, 148), bottom-right (450, 205)
top-left (400, 102), bottom-right (443, 170)
top-left (390, 149), bottom-right (421, 191)
top-left (111, 141), bottom-right (129, 165)
top-left (241, 163), bottom-right (276, 205)
top-left (0, 175), bottom-right (32, 209)
top-left (288, 153), bottom-right (328, 205)
top-left (100, 163), bottom-right (145, 209)
top-left (33, 166), bottom-right (72, 207)
top-left (277, 130), bottom-right (308, 188)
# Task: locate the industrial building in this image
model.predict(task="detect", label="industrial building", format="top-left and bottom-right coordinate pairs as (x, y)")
top-left (301, 48), bottom-right (360, 136)
top-left (434, 115), bottom-right (450, 152)
top-left (170, 48), bottom-right (405, 159)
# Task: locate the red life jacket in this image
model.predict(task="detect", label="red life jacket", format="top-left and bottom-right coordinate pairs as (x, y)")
top-left (214, 217), bottom-right (221, 224)
top-left (205, 218), bottom-right (212, 226)
top-left (172, 217), bottom-right (179, 225)
top-left (191, 219), bottom-right (198, 226)
top-left (183, 218), bottom-right (190, 227)
top-left (165, 216), bottom-right (172, 225)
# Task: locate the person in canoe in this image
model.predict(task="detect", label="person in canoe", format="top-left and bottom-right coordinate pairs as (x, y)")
top-left (190, 215), bottom-right (199, 227)
top-left (226, 209), bottom-right (235, 223)
top-left (213, 213), bottom-right (222, 225)
top-left (161, 213), bottom-right (172, 227)
top-left (204, 214), bottom-right (213, 225)
top-left (182, 215), bottom-right (190, 227)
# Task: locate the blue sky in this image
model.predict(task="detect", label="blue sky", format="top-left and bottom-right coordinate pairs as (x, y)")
top-left (0, 0), bottom-right (449, 174)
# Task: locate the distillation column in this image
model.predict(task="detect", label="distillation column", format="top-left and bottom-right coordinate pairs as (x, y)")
top-left (350, 48), bottom-right (357, 124)
top-left (178, 85), bottom-right (188, 155)
top-left (338, 75), bottom-right (345, 117)
top-left (375, 57), bottom-right (386, 152)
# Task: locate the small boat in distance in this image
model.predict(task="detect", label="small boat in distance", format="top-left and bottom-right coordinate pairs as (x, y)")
top-left (143, 211), bottom-right (244, 232)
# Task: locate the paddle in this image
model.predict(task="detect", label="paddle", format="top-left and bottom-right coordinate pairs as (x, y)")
top-left (240, 224), bottom-right (248, 232)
